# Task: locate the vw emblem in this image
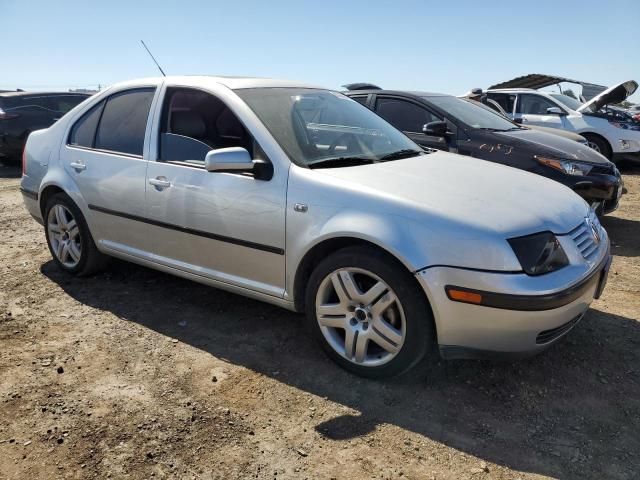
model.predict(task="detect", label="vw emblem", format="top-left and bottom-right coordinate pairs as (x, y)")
top-left (587, 217), bottom-right (601, 245)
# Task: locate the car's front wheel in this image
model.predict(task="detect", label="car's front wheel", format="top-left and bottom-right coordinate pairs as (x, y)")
top-left (305, 246), bottom-right (435, 378)
top-left (583, 134), bottom-right (612, 160)
top-left (44, 193), bottom-right (108, 275)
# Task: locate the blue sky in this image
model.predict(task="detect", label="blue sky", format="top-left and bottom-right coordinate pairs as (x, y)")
top-left (2, 0), bottom-right (639, 102)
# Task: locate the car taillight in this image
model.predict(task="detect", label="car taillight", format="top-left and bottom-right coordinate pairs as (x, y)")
top-left (0, 107), bottom-right (20, 120)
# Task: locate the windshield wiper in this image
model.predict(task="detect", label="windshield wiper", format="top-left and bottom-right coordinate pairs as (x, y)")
top-left (378, 149), bottom-right (424, 161)
top-left (308, 156), bottom-right (375, 169)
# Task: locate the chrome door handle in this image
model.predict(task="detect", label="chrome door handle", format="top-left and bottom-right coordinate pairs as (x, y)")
top-left (148, 177), bottom-right (171, 189)
top-left (69, 162), bottom-right (86, 171)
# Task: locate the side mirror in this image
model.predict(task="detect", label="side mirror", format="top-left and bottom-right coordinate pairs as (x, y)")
top-left (513, 117), bottom-right (523, 124)
top-left (546, 107), bottom-right (566, 116)
top-left (204, 147), bottom-right (272, 180)
top-left (422, 121), bottom-right (448, 136)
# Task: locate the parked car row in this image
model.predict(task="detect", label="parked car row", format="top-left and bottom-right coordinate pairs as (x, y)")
top-left (344, 84), bottom-right (623, 215)
top-left (21, 75), bottom-right (613, 378)
top-left (485, 80), bottom-right (640, 163)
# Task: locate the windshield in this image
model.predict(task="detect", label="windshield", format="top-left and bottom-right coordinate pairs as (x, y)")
top-left (426, 95), bottom-right (520, 131)
top-left (549, 93), bottom-right (583, 111)
top-left (235, 88), bottom-right (423, 168)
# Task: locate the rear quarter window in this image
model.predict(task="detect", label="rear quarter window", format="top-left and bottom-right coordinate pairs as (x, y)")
top-left (68, 101), bottom-right (105, 148)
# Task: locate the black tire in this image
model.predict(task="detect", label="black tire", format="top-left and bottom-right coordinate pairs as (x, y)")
top-left (305, 245), bottom-right (436, 378)
top-left (44, 193), bottom-right (108, 276)
top-left (583, 134), bottom-right (612, 160)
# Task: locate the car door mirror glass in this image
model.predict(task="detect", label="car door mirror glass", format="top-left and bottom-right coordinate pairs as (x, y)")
top-left (422, 121), bottom-right (447, 136)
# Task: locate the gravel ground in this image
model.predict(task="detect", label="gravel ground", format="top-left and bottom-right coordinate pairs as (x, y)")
top-left (0, 161), bottom-right (639, 480)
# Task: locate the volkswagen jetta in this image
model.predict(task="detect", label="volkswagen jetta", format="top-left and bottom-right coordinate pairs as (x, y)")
top-left (21, 76), bottom-right (611, 377)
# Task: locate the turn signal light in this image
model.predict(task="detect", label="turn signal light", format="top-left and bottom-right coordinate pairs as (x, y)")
top-left (446, 288), bottom-right (483, 305)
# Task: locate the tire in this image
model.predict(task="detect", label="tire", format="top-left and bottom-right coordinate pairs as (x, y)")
top-left (44, 193), bottom-right (108, 276)
top-left (305, 246), bottom-right (435, 378)
top-left (583, 134), bottom-right (612, 160)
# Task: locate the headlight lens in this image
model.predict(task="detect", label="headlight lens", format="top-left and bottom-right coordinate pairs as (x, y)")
top-left (508, 232), bottom-right (569, 275)
top-left (536, 156), bottom-right (593, 176)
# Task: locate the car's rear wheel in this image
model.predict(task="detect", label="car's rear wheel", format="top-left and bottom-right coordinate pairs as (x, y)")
top-left (583, 134), bottom-right (612, 160)
top-left (44, 193), bottom-right (108, 275)
top-left (305, 246), bottom-right (435, 378)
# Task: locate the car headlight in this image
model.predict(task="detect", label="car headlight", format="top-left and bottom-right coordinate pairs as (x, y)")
top-left (535, 156), bottom-right (593, 176)
top-left (508, 232), bottom-right (569, 275)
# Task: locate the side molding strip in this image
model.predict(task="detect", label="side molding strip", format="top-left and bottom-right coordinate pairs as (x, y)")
top-left (87, 204), bottom-right (285, 255)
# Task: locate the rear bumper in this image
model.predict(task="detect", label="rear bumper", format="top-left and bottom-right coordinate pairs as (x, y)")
top-left (417, 245), bottom-right (611, 360)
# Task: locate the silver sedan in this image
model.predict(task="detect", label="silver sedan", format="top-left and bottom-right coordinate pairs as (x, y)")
top-left (21, 76), bottom-right (611, 377)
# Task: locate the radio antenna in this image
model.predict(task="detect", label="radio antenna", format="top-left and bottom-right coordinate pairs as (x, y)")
top-left (140, 40), bottom-right (166, 77)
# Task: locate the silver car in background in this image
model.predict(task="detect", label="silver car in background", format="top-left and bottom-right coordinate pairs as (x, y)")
top-left (21, 76), bottom-right (611, 377)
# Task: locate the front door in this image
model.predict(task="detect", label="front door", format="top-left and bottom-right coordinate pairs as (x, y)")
top-left (514, 93), bottom-right (566, 129)
top-left (144, 87), bottom-right (287, 297)
top-left (373, 96), bottom-right (449, 151)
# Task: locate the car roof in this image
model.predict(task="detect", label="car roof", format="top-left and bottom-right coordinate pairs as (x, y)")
top-left (0, 91), bottom-right (91, 97)
top-left (108, 75), bottom-right (324, 91)
top-left (486, 88), bottom-right (537, 93)
top-left (343, 89), bottom-right (450, 98)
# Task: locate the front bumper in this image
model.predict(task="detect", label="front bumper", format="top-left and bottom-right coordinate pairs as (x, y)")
top-left (416, 244), bottom-right (611, 360)
top-left (570, 172), bottom-right (623, 215)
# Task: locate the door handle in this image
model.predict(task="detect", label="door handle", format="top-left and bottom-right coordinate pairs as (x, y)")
top-left (70, 161), bottom-right (86, 171)
top-left (148, 177), bottom-right (171, 189)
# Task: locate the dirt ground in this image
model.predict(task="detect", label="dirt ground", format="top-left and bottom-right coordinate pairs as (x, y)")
top-left (0, 161), bottom-right (639, 480)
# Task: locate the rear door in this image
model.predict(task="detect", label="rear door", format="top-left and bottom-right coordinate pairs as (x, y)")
top-left (514, 93), bottom-right (565, 129)
top-left (63, 87), bottom-right (157, 253)
top-left (144, 86), bottom-right (287, 297)
top-left (372, 95), bottom-right (449, 150)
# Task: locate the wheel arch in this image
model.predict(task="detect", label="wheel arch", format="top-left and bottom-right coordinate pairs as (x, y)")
top-left (580, 131), bottom-right (613, 156)
top-left (39, 184), bottom-right (66, 217)
top-left (292, 235), bottom-right (425, 313)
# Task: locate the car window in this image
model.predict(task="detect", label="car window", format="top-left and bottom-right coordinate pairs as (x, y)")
top-left (426, 95), bottom-right (519, 131)
top-left (486, 93), bottom-right (515, 113)
top-left (548, 93), bottom-right (583, 111)
top-left (50, 95), bottom-right (87, 114)
top-left (94, 89), bottom-right (155, 156)
top-left (350, 96), bottom-right (368, 106)
top-left (236, 88), bottom-right (422, 167)
top-left (158, 88), bottom-right (257, 165)
top-left (375, 97), bottom-right (440, 133)
top-left (517, 94), bottom-right (562, 115)
top-left (68, 100), bottom-right (105, 148)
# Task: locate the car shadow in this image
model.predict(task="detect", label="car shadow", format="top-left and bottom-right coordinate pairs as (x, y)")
top-left (601, 215), bottom-right (640, 258)
top-left (41, 259), bottom-right (640, 479)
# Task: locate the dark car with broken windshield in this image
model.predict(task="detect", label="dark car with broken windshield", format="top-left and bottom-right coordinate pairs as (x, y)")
top-left (344, 86), bottom-right (623, 214)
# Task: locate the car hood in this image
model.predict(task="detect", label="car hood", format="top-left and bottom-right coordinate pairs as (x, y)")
top-left (577, 80), bottom-right (638, 113)
top-left (496, 128), bottom-right (611, 164)
top-left (318, 151), bottom-right (589, 238)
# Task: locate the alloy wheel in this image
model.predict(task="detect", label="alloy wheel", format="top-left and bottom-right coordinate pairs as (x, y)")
top-left (47, 204), bottom-right (82, 268)
top-left (587, 141), bottom-right (601, 153)
top-left (315, 268), bottom-right (406, 367)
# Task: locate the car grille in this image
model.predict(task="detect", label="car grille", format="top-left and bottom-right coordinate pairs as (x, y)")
top-left (589, 164), bottom-right (615, 175)
top-left (568, 220), bottom-right (600, 262)
top-left (536, 314), bottom-right (583, 344)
